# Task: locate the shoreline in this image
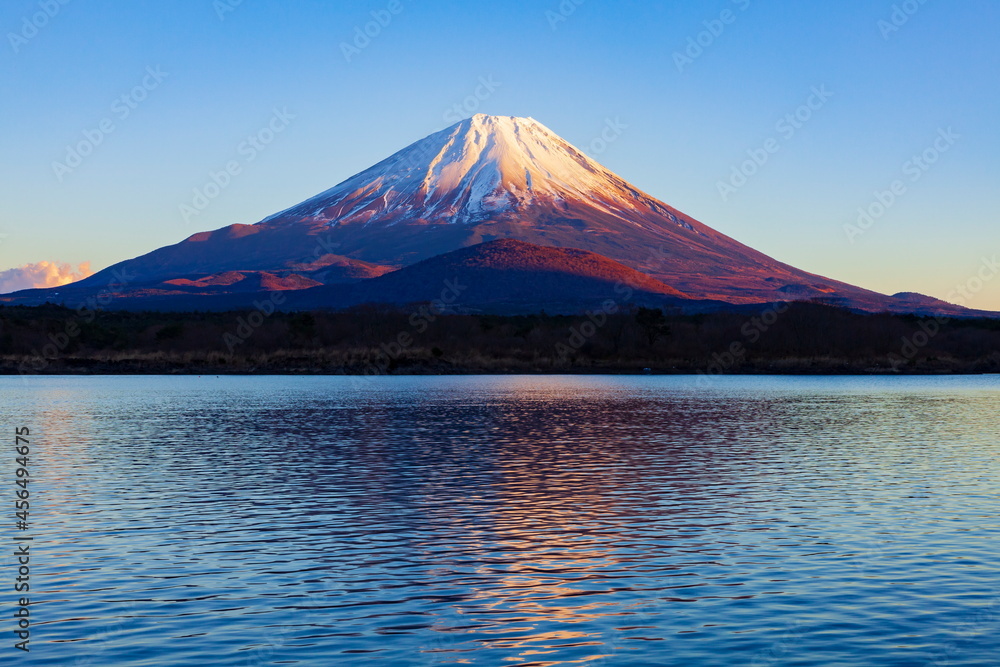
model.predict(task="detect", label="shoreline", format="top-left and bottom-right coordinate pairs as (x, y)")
top-left (3, 303), bottom-right (999, 377)
top-left (3, 360), bottom-right (994, 376)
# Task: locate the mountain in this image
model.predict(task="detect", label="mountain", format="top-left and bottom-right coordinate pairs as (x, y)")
top-left (70, 239), bottom-right (692, 313)
top-left (0, 114), bottom-right (985, 316)
top-left (287, 239), bottom-right (692, 313)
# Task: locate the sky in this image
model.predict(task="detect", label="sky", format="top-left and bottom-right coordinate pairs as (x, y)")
top-left (1, 0), bottom-right (998, 308)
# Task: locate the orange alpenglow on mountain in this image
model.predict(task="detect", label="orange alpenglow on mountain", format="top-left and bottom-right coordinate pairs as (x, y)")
top-left (2, 115), bottom-right (987, 316)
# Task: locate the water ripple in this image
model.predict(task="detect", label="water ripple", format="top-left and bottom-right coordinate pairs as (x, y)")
top-left (2, 375), bottom-right (998, 665)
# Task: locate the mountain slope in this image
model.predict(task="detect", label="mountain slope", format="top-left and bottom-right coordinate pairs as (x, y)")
top-left (1, 114), bottom-right (983, 315)
top-left (30, 240), bottom-right (691, 313)
top-left (287, 239), bottom-right (690, 313)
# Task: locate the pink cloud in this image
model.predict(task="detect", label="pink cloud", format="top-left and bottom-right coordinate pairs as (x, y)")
top-left (0, 261), bottom-right (94, 294)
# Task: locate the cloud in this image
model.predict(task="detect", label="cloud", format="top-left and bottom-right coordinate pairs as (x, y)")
top-left (0, 261), bottom-right (93, 294)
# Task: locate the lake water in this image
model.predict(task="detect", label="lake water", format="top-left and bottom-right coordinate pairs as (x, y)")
top-left (3, 375), bottom-right (999, 666)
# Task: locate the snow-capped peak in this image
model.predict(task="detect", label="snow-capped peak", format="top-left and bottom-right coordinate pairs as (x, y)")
top-left (261, 114), bottom-right (661, 227)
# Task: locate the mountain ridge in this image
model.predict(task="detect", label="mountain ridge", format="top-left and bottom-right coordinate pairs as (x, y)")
top-left (2, 114), bottom-right (988, 317)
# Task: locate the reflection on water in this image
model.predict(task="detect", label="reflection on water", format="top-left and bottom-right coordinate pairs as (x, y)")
top-left (3, 375), bottom-right (1000, 665)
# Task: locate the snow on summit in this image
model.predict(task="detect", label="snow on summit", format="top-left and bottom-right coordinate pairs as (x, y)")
top-left (263, 114), bottom-right (655, 226)
top-left (9, 113), bottom-right (974, 316)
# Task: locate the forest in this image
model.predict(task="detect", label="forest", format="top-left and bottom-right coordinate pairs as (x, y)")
top-left (2, 301), bottom-right (999, 375)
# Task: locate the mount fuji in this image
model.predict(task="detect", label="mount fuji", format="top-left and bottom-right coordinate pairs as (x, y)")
top-left (1, 114), bottom-right (981, 315)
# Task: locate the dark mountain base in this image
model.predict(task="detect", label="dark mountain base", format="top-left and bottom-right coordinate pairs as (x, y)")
top-left (3, 302), bottom-right (999, 376)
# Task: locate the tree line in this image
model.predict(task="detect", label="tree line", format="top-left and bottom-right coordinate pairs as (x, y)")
top-left (1, 302), bottom-right (998, 374)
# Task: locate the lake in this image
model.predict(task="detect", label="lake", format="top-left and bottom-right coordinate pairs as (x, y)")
top-left (3, 375), bottom-right (999, 665)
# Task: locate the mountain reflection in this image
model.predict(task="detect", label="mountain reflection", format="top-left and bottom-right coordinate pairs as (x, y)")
top-left (6, 375), bottom-right (999, 666)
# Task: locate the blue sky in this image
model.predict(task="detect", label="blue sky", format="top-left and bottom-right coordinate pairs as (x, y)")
top-left (1, 0), bottom-right (998, 307)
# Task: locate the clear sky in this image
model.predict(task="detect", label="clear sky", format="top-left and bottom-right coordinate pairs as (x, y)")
top-left (1, 0), bottom-right (998, 308)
